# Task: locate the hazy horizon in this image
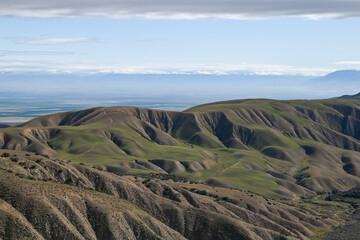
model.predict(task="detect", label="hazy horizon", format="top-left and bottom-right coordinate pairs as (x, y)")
top-left (1, 70), bottom-right (360, 124)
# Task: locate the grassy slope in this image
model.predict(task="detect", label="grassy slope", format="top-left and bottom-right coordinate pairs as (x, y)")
top-left (186, 99), bottom-right (360, 195)
top-left (2, 99), bottom-right (360, 198)
top-left (47, 126), bottom-right (286, 196)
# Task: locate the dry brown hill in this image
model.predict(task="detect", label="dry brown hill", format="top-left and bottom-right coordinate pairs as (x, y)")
top-left (0, 150), bottom-right (337, 240)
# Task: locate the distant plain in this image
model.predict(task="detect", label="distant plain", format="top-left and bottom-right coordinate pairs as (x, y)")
top-left (2, 71), bottom-right (360, 124)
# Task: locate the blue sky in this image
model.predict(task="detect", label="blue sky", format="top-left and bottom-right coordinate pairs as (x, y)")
top-left (2, 0), bottom-right (360, 121)
top-left (1, 12), bottom-right (360, 76)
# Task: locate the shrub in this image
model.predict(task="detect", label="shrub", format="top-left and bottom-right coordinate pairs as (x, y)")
top-left (195, 190), bottom-right (207, 195)
top-left (325, 195), bottom-right (332, 201)
top-left (1, 153), bottom-right (10, 158)
top-left (15, 173), bottom-right (26, 178)
top-left (209, 194), bottom-right (219, 198)
top-left (25, 153), bottom-right (30, 156)
top-left (221, 196), bottom-right (230, 201)
top-left (10, 157), bottom-right (19, 162)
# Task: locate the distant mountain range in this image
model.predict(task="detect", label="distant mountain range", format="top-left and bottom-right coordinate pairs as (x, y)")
top-left (311, 70), bottom-right (360, 83)
top-left (305, 70), bottom-right (360, 98)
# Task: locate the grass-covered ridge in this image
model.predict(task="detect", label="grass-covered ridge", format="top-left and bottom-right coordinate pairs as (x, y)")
top-left (2, 99), bottom-right (360, 199)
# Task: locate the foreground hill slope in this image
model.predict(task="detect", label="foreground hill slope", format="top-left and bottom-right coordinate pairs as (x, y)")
top-left (0, 150), bottom-right (337, 240)
top-left (2, 98), bottom-right (360, 198)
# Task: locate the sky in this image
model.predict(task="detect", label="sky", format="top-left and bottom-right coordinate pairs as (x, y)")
top-left (1, 0), bottom-right (360, 76)
top-left (2, 0), bottom-right (360, 122)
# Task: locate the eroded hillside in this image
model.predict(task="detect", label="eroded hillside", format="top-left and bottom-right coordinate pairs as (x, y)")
top-left (0, 150), bottom-right (338, 240)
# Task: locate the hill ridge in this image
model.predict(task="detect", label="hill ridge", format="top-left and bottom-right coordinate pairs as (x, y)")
top-left (3, 98), bottom-right (360, 199)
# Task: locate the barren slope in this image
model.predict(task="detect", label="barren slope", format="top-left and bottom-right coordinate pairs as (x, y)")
top-left (0, 150), bottom-right (337, 240)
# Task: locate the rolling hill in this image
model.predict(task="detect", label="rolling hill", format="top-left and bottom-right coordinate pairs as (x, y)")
top-left (2, 98), bottom-right (360, 199)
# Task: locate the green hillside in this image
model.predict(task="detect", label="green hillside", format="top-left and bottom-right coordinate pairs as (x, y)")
top-left (2, 99), bottom-right (360, 199)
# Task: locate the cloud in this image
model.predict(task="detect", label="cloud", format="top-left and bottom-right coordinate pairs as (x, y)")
top-left (0, 0), bottom-right (359, 19)
top-left (0, 59), bottom-right (335, 76)
top-left (3, 36), bottom-right (93, 45)
top-left (0, 51), bottom-right (74, 56)
top-left (336, 61), bottom-right (360, 66)
top-left (23, 38), bottom-right (92, 45)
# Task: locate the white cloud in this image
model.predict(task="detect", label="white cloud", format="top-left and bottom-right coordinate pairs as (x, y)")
top-left (0, 50), bottom-right (74, 56)
top-left (336, 61), bottom-right (360, 66)
top-left (23, 38), bottom-right (92, 45)
top-left (0, 0), bottom-right (360, 19)
top-left (0, 59), bottom-right (335, 76)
